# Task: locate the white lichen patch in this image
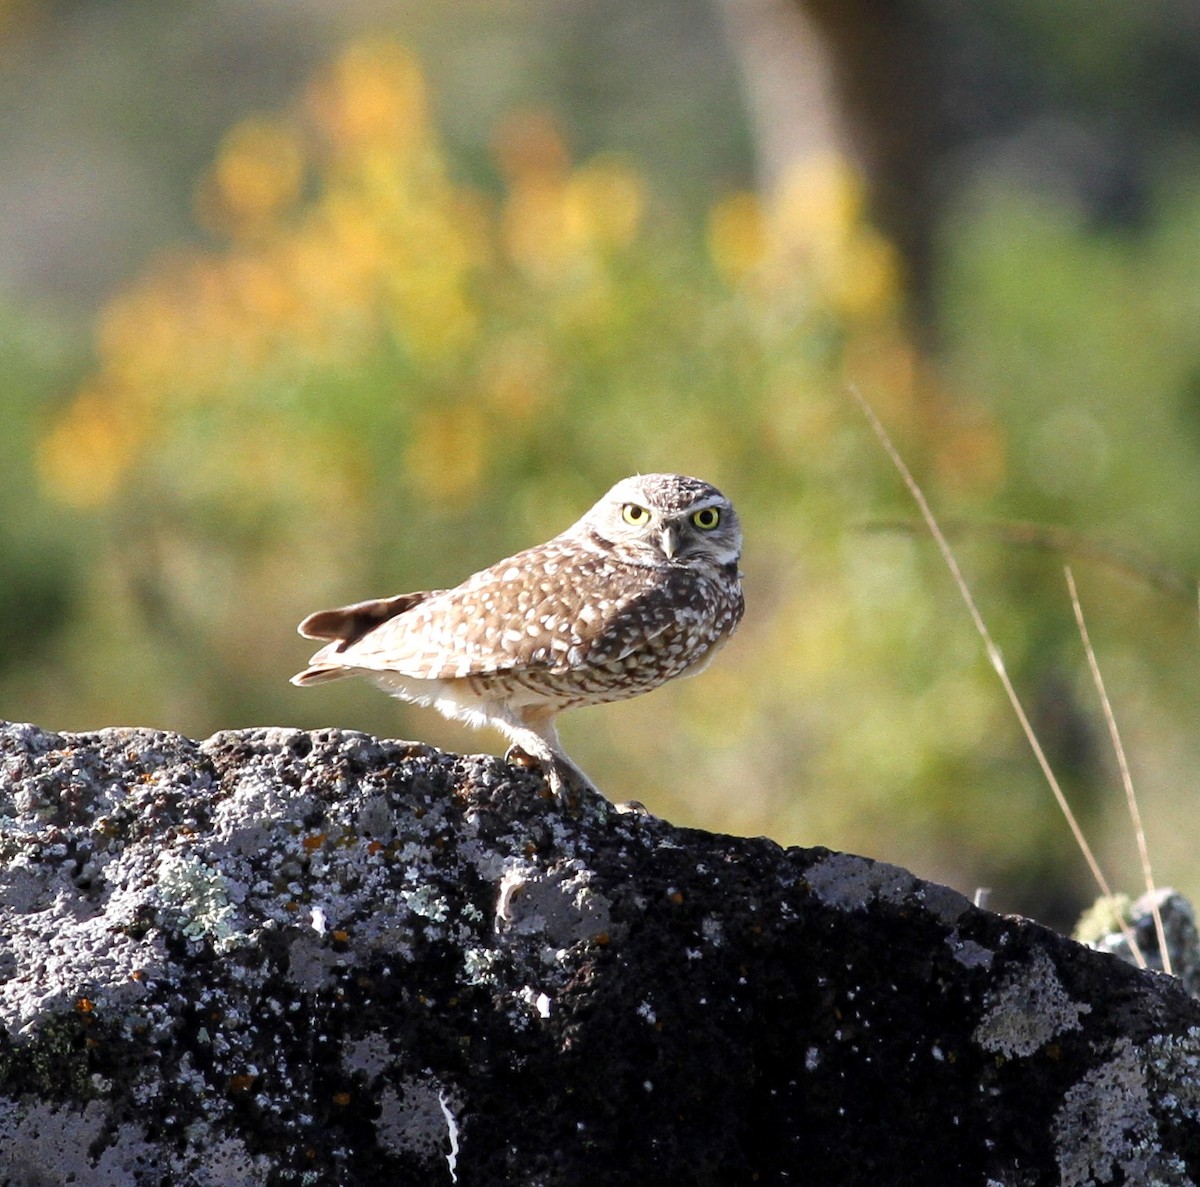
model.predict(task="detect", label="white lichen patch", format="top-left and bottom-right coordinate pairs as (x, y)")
top-left (463, 947), bottom-right (500, 985)
top-left (157, 852), bottom-right (245, 952)
top-left (0, 1099), bottom-right (167, 1186)
top-left (340, 1034), bottom-right (394, 1081)
top-left (973, 949), bottom-right (1089, 1057)
top-left (491, 860), bottom-right (611, 947)
top-left (1053, 1037), bottom-right (1194, 1187)
top-left (375, 1075), bottom-right (461, 1165)
top-left (168, 1125), bottom-right (275, 1187)
top-left (804, 854), bottom-right (918, 912)
top-left (1144, 1027), bottom-right (1200, 1122)
top-left (918, 881), bottom-right (973, 926)
top-left (400, 884), bottom-right (452, 924)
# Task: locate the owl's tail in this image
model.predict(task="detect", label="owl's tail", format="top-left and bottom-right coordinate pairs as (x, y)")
top-left (297, 592), bottom-right (433, 646)
top-left (291, 591), bottom-right (437, 687)
top-left (290, 662), bottom-right (349, 687)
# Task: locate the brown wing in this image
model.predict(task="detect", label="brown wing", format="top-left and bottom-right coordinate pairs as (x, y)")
top-left (295, 540), bottom-right (674, 681)
top-left (562, 564), bottom-right (742, 672)
top-left (293, 541), bottom-right (738, 685)
top-left (560, 570), bottom-right (697, 665)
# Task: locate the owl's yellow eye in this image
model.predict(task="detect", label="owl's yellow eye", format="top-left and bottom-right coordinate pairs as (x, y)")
top-left (622, 503), bottom-right (651, 526)
top-left (691, 507), bottom-right (720, 530)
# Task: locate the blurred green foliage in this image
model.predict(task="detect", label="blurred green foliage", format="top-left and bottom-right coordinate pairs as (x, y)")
top-left (4, 38), bottom-right (1200, 926)
top-left (0, 307), bottom-right (83, 677)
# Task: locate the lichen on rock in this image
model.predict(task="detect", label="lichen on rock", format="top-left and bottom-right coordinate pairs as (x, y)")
top-left (1, 721), bottom-right (1199, 1186)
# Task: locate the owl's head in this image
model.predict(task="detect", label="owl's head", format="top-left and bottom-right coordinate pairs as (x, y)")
top-left (581, 473), bottom-right (742, 567)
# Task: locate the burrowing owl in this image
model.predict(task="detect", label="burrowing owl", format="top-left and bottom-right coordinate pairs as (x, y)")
top-left (291, 473), bottom-right (744, 801)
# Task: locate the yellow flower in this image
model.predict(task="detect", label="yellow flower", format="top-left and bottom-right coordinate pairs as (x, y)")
top-left (197, 117), bottom-right (305, 239)
top-left (562, 157), bottom-right (644, 252)
top-left (404, 406), bottom-right (488, 506)
top-left (496, 113), bottom-right (642, 282)
top-left (708, 192), bottom-right (767, 285)
top-left (37, 386), bottom-right (142, 509)
top-left (769, 153), bottom-right (900, 317)
top-left (308, 39), bottom-right (428, 161)
top-left (478, 331), bottom-right (554, 421)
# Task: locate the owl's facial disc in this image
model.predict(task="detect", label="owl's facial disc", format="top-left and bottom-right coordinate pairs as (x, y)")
top-left (583, 474), bottom-right (741, 566)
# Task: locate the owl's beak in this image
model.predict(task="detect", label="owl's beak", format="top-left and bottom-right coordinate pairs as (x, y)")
top-left (660, 525), bottom-right (680, 559)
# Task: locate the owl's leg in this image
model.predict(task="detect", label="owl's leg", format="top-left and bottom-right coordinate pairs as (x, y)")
top-left (504, 712), bottom-right (600, 808)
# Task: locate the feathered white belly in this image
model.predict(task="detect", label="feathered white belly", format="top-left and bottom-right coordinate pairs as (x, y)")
top-left (359, 668), bottom-right (538, 734)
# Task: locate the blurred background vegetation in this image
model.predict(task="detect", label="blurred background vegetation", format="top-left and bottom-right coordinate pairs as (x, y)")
top-left (3, 0), bottom-right (1200, 930)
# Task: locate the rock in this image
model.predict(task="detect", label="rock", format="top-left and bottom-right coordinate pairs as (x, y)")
top-left (1079, 888), bottom-right (1200, 1001)
top-left (0, 720), bottom-right (1197, 1186)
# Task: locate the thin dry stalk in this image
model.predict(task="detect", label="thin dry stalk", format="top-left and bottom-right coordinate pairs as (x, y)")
top-left (1065, 566), bottom-right (1170, 975)
top-left (850, 386), bottom-right (1146, 966)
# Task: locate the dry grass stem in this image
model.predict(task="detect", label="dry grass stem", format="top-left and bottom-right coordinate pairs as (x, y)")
top-left (1065, 566), bottom-right (1170, 975)
top-left (850, 386), bottom-right (1145, 966)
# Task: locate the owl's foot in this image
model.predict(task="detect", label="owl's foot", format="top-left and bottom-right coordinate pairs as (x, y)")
top-left (503, 743), bottom-right (557, 799)
top-left (549, 760), bottom-right (603, 814)
top-left (504, 743), bottom-right (541, 771)
top-left (503, 744), bottom-right (600, 812)
top-left (614, 799), bottom-right (652, 816)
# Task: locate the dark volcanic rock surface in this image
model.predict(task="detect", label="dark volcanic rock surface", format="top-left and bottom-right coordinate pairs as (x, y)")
top-left (0, 721), bottom-right (1197, 1186)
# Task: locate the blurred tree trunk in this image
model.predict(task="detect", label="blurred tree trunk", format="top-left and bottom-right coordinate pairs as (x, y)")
top-left (711, 0), bottom-right (843, 188)
top-left (716, 0), bottom-right (942, 336)
top-left (799, 0), bottom-right (942, 335)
